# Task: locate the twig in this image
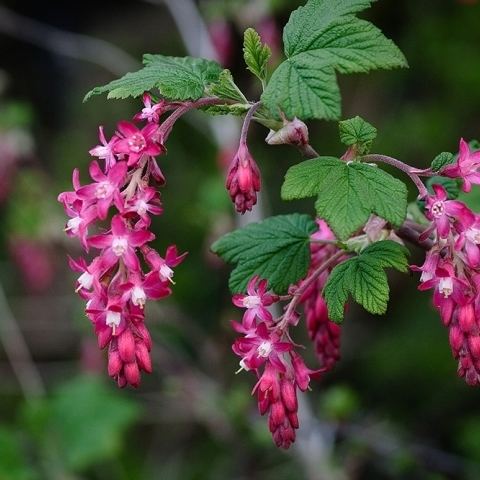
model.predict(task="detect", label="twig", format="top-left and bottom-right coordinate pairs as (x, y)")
top-left (0, 282), bottom-right (45, 398)
top-left (278, 250), bottom-right (345, 331)
top-left (240, 102), bottom-right (262, 145)
top-left (363, 154), bottom-right (431, 198)
top-left (0, 5), bottom-right (138, 75)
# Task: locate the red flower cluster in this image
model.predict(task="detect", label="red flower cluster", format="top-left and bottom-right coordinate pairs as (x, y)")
top-left (59, 94), bottom-right (186, 387)
top-left (415, 141), bottom-right (480, 385)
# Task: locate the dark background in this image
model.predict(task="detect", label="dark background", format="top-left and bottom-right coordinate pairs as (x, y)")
top-left (1, 1), bottom-right (480, 479)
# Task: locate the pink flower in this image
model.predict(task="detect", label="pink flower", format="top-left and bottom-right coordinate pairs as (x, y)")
top-left (89, 126), bottom-right (119, 171)
top-left (418, 261), bottom-right (470, 325)
top-left (233, 322), bottom-right (292, 372)
top-left (63, 201), bottom-right (97, 249)
top-left (122, 187), bottom-right (163, 227)
top-left (133, 93), bottom-right (165, 123)
top-left (77, 161), bottom-right (127, 219)
top-left (225, 143), bottom-right (261, 213)
top-left (424, 184), bottom-right (474, 238)
top-left (411, 250), bottom-right (440, 283)
top-left (143, 245), bottom-right (187, 283)
top-left (232, 276), bottom-right (277, 328)
top-left (68, 256), bottom-right (103, 299)
top-left (120, 271), bottom-right (171, 309)
top-left (455, 217), bottom-right (480, 268)
top-left (443, 138), bottom-right (480, 192)
top-left (88, 215), bottom-right (154, 271)
top-left (114, 121), bottom-right (163, 167)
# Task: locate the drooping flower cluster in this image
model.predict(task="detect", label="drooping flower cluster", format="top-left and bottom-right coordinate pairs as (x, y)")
top-left (231, 276), bottom-right (320, 448)
top-left (414, 155), bottom-right (480, 385)
top-left (58, 93), bottom-right (187, 388)
top-left (299, 220), bottom-right (345, 371)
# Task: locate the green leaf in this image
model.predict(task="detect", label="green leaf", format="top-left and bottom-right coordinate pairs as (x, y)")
top-left (426, 176), bottom-right (461, 200)
top-left (262, 0), bottom-right (407, 120)
top-left (206, 69), bottom-right (247, 103)
top-left (49, 375), bottom-right (140, 471)
top-left (324, 240), bottom-right (409, 322)
top-left (202, 103), bottom-right (251, 116)
top-left (339, 116), bottom-right (377, 154)
top-left (281, 157), bottom-right (407, 239)
top-left (430, 151), bottom-right (455, 172)
top-left (211, 214), bottom-right (316, 294)
top-left (84, 54), bottom-right (223, 102)
top-left (243, 28), bottom-right (272, 83)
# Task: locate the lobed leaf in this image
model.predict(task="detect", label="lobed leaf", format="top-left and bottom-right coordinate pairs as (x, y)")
top-left (339, 116), bottom-right (377, 154)
top-left (262, 0), bottom-right (407, 120)
top-left (430, 151), bottom-right (455, 172)
top-left (243, 28), bottom-right (272, 83)
top-left (282, 157), bottom-right (407, 239)
top-left (324, 240), bottom-right (409, 322)
top-left (211, 214), bottom-right (316, 294)
top-left (84, 55), bottom-right (223, 102)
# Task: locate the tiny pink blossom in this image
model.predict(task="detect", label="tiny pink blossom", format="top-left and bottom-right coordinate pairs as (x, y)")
top-left (114, 121), bottom-right (163, 167)
top-left (443, 138), bottom-right (480, 192)
top-left (88, 215), bottom-right (155, 271)
top-left (424, 184), bottom-right (474, 238)
top-left (76, 161), bottom-right (127, 219)
top-left (232, 276), bottom-right (277, 329)
top-left (89, 126), bottom-right (119, 171)
top-left (133, 93), bottom-right (165, 123)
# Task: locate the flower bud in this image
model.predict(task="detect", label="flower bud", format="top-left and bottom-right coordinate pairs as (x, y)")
top-left (136, 342), bottom-right (152, 373)
top-left (108, 349), bottom-right (122, 376)
top-left (124, 362), bottom-right (140, 387)
top-left (468, 335), bottom-right (480, 358)
top-left (281, 379), bottom-right (298, 412)
top-left (118, 328), bottom-right (136, 363)
top-left (449, 325), bottom-right (464, 354)
top-left (225, 143), bottom-right (261, 213)
top-left (265, 118), bottom-right (309, 146)
top-left (459, 303), bottom-right (476, 333)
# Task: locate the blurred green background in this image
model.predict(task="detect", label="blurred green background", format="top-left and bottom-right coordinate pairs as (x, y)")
top-left (1, 1), bottom-right (480, 479)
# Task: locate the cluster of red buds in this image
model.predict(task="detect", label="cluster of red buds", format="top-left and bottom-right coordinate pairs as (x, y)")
top-left (58, 94), bottom-right (188, 387)
top-left (299, 220), bottom-right (346, 371)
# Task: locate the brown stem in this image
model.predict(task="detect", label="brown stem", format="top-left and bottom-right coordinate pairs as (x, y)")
top-left (297, 143), bottom-right (320, 159)
top-left (277, 250), bottom-right (345, 331)
top-left (396, 224), bottom-right (434, 250)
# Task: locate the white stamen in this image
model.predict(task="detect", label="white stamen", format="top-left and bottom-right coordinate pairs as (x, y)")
top-left (159, 264), bottom-right (175, 284)
top-left (128, 133), bottom-right (146, 153)
top-left (242, 295), bottom-right (261, 309)
top-left (235, 358), bottom-right (250, 374)
top-left (106, 310), bottom-right (121, 328)
top-left (420, 271), bottom-right (434, 283)
top-left (257, 340), bottom-right (273, 358)
top-left (132, 286), bottom-right (146, 308)
top-left (112, 237), bottom-right (128, 256)
top-left (66, 217), bottom-right (82, 234)
top-left (76, 272), bottom-right (93, 292)
top-left (136, 200), bottom-right (148, 215)
top-left (431, 201), bottom-right (445, 218)
top-left (439, 277), bottom-right (453, 298)
top-left (95, 181), bottom-right (114, 199)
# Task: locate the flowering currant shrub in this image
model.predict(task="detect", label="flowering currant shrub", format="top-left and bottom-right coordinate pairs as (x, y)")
top-left (59, 0), bottom-right (480, 448)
